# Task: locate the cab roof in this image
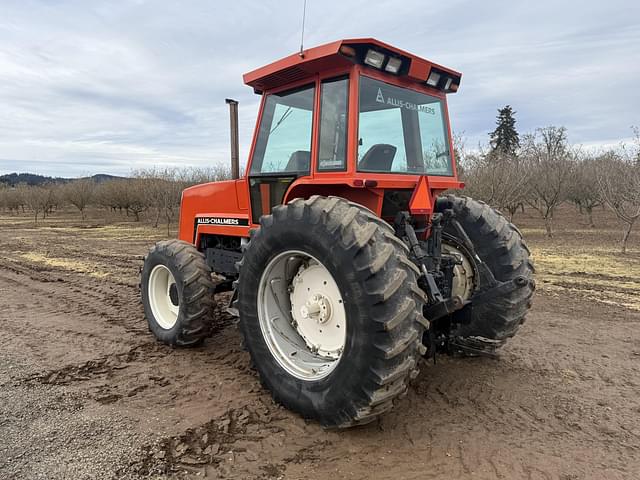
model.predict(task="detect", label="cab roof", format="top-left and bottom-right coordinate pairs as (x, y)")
top-left (243, 38), bottom-right (462, 94)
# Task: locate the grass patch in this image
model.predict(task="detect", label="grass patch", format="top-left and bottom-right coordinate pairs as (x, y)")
top-left (531, 246), bottom-right (640, 311)
top-left (20, 252), bottom-right (109, 278)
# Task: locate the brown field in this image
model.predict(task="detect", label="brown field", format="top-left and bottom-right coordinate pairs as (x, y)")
top-left (0, 205), bottom-right (639, 480)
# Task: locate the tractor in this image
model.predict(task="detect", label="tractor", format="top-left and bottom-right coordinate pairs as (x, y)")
top-left (140, 39), bottom-right (535, 428)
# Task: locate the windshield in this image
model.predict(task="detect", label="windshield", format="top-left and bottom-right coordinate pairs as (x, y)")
top-left (358, 75), bottom-right (453, 176)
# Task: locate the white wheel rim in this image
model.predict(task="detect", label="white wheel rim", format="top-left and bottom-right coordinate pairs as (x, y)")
top-left (148, 264), bottom-right (179, 329)
top-left (257, 250), bottom-right (347, 381)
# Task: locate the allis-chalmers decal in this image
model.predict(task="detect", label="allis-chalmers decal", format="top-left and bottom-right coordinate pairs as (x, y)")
top-left (196, 216), bottom-right (249, 226)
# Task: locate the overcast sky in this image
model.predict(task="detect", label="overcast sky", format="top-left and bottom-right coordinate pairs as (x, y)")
top-left (1, 0), bottom-right (638, 177)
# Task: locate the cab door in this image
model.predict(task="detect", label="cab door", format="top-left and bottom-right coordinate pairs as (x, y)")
top-left (247, 83), bottom-right (316, 224)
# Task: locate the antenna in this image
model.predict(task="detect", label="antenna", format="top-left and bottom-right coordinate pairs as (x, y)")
top-left (299, 0), bottom-right (307, 58)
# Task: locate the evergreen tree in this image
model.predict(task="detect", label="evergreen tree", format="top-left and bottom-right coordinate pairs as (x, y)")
top-left (489, 105), bottom-right (520, 155)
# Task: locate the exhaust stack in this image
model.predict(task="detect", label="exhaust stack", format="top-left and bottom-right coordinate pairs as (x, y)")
top-left (225, 98), bottom-right (240, 180)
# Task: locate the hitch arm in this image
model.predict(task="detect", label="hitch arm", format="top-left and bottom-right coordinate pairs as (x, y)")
top-left (394, 211), bottom-right (444, 305)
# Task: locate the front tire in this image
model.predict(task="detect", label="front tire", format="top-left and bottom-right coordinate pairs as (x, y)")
top-left (141, 240), bottom-right (216, 346)
top-left (238, 196), bottom-right (428, 427)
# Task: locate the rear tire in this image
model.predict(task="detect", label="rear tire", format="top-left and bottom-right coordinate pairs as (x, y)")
top-left (237, 196), bottom-right (428, 427)
top-left (141, 239), bottom-right (216, 346)
top-left (436, 195), bottom-right (535, 351)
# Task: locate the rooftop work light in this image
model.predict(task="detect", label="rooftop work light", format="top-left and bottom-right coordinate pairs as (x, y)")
top-left (426, 70), bottom-right (441, 87)
top-left (384, 56), bottom-right (402, 74)
top-left (364, 49), bottom-right (385, 69)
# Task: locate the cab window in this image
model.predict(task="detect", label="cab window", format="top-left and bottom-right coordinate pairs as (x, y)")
top-left (357, 75), bottom-right (453, 176)
top-left (250, 84), bottom-right (315, 175)
top-left (318, 77), bottom-right (349, 171)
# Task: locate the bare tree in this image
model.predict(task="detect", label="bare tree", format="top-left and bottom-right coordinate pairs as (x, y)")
top-left (109, 179), bottom-right (148, 221)
top-left (131, 165), bottom-right (232, 235)
top-left (94, 179), bottom-right (147, 221)
top-left (180, 165), bottom-right (232, 186)
top-left (522, 127), bottom-right (575, 237)
top-left (463, 148), bottom-right (530, 220)
top-left (0, 185), bottom-right (22, 214)
top-left (140, 177), bottom-right (166, 228)
top-left (95, 180), bottom-right (124, 213)
top-left (1, 185), bottom-right (26, 214)
top-left (18, 183), bottom-right (59, 223)
top-left (63, 178), bottom-right (94, 221)
top-left (568, 155), bottom-right (601, 228)
top-left (596, 150), bottom-right (640, 253)
top-left (135, 168), bottom-right (185, 235)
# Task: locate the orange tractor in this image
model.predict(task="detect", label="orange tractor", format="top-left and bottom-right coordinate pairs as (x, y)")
top-left (141, 39), bottom-right (535, 427)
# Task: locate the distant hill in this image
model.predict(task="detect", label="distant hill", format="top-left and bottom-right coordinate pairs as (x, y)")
top-left (0, 172), bottom-right (123, 186)
top-left (88, 174), bottom-right (123, 183)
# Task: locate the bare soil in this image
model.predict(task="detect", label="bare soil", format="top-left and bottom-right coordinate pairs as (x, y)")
top-left (0, 206), bottom-right (638, 479)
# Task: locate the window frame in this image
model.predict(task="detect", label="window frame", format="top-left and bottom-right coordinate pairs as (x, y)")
top-left (316, 75), bottom-right (350, 173)
top-left (248, 82), bottom-right (316, 177)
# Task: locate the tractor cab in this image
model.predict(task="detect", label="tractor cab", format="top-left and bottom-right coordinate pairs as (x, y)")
top-left (243, 38), bottom-right (463, 222)
top-left (178, 39), bottom-right (464, 244)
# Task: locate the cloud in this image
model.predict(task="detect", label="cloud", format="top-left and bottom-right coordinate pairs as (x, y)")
top-left (0, 0), bottom-right (638, 176)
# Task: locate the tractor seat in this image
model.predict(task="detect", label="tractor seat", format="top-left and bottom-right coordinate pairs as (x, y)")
top-left (358, 144), bottom-right (397, 172)
top-left (285, 150), bottom-right (311, 172)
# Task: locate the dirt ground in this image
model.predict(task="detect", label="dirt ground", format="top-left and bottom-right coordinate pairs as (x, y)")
top-left (0, 205), bottom-right (638, 480)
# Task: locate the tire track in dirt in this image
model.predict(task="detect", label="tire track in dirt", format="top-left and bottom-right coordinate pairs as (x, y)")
top-left (19, 343), bottom-right (160, 386)
top-left (1, 258), bottom-right (147, 334)
top-left (1, 260), bottom-right (243, 412)
top-left (126, 405), bottom-right (290, 478)
top-left (0, 274), bottom-right (138, 373)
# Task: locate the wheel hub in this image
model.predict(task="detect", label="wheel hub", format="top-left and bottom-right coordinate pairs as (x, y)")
top-left (290, 263), bottom-right (345, 359)
top-left (442, 243), bottom-right (476, 302)
top-left (300, 293), bottom-right (332, 323)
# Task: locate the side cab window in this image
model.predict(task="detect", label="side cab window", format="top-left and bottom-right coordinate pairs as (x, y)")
top-left (248, 84), bottom-right (315, 222)
top-left (250, 84), bottom-right (315, 175)
top-left (317, 76), bottom-right (349, 171)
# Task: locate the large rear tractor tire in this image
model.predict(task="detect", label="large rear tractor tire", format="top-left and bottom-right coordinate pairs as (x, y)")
top-left (237, 196), bottom-right (428, 427)
top-left (141, 239), bottom-right (216, 347)
top-left (436, 195), bottom-right (535, 353)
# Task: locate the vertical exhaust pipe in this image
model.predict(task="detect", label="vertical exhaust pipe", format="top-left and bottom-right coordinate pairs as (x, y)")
top-left (225, 98), bottom-right (240, 179)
